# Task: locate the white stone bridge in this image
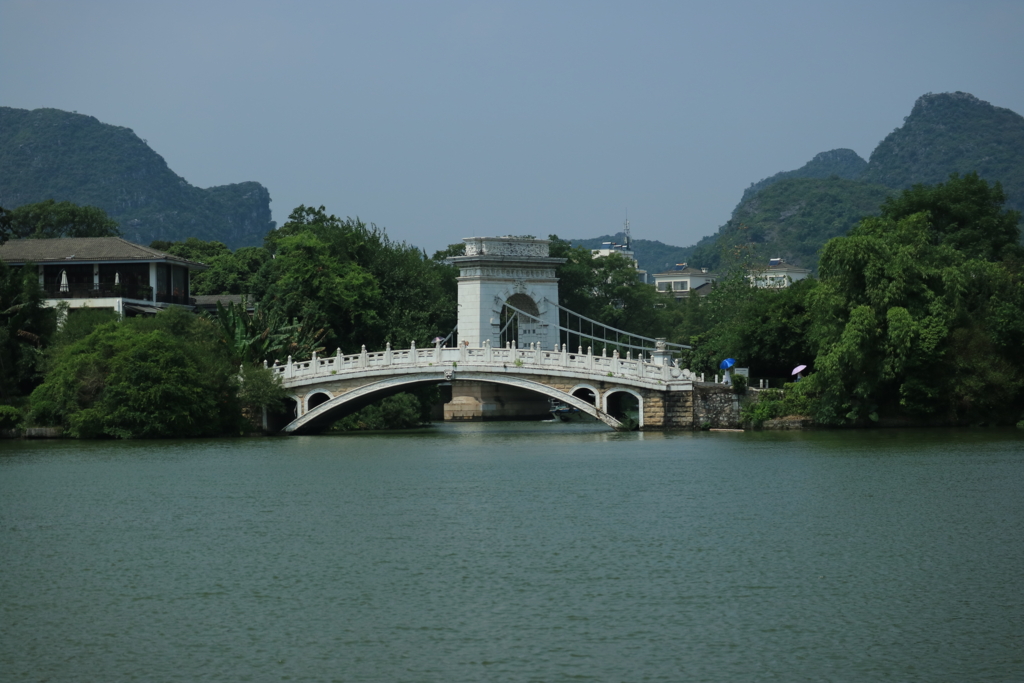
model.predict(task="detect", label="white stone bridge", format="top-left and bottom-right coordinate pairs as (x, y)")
top-left (270, 340), bottom-right (699, 434)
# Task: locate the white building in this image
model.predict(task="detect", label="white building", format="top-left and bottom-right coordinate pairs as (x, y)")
top-left (652, 264), bottom-right (717, 300)
top-left (747, 258), bottom-right (811, 288)
top-left (590, 241), bottom-right (648, 283)
top-left (0, 236), bottom-right (208, 316)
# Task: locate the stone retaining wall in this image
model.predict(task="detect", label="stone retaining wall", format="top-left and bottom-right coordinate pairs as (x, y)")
top-left (693, 384), bottom-right (741, 429)
top-left (23, 427), bottom-right (64, 438)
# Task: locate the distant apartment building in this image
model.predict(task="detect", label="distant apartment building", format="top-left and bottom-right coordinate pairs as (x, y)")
top-left (747, 258), bottom-right (811, 288)
top-left (591, 241), bottom-right (648, 284)
top-left (652, 264), bottom-right (717, 300)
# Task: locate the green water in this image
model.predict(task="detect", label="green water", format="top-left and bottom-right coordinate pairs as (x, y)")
top-left (2, 424), bottom-right (1023, 682)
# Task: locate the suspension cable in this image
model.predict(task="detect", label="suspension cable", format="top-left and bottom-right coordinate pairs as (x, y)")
top-left (493, 299), bottom-right (690, 353)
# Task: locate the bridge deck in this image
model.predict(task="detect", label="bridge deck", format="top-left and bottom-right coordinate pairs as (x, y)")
top-left (271, 342), bottom-right (696, 390)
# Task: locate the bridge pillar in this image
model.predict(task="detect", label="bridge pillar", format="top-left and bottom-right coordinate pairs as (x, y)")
top-left (450, 237), bottom-right (566, 349)
top-left (445, 237), bottom-right (567, 421)
top-left (443, 382), bottom-right (551, 422)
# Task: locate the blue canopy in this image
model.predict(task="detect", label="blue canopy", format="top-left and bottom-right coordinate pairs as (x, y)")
top-left (719, 358), bottom-right (736, 369)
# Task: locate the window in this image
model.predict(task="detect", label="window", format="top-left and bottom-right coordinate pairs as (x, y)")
top-left (657, 281), bottom-right (669, 292)
top-left (672, 280), bottom-right (688, 291)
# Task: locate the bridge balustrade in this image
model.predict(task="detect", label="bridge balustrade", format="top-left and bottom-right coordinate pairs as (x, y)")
top-left (268, 340), bottom-right (695, 387)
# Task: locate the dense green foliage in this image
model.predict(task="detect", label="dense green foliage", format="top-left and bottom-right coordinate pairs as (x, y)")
top-left (212, 300), bottom-right (326, 365)
top-left (0, 263), bottom-right (56, 401)
top-left (676, 274), bottom-right (818, 379)
top-left (330, 390), bottom-right (436, 432)
top-left (252, 206), bottom-right (459, 354)
top-left (806, 175), bottom-right (1023, 425)
top-left (676, 173), bottom-right (1024, 427)
top-left (236, 362), bottom-right (289, 429)
top-left (0, 199), bottom-right (120, 243)
top-left (28, 308), bottom-right (244, 438)
top-left (690, 177), bottom-right (894, 273)
top-left (150, 238), bottom-right (271, 295)
top-left (862, 92), bottom-right (1024, 214)
top-left (152, 206), bottom-right (462, 352)
top-left (739, 148), bottom-right (869, 203)
top-left (877, 172), bottom-right (1020, 261)
top-left (140, 207), bottom-right (463, 433)
top-left (741, 382), bottom-right (816, 426)
top-left (549, 237), bottom-right (675, 345)
top-left (0, 107), bottom-right (274, 248)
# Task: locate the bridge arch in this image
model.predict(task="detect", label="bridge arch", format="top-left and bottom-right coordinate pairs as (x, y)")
top-left (305, 390), bottom-right (333, 413)
top-left (281, 373), bottom-right (624, 434)
top-left (569, 383), bottom-right (600, 406)
top-left (603, 387), bottom-right (644, 429)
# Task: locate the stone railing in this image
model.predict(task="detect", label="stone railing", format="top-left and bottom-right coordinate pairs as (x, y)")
top-left (268, 340), bottom-right (701, 386)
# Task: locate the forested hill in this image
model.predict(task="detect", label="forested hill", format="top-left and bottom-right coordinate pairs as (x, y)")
top-left (739, 148), bottom-right (869, 203)
top-left (686, 177), bottom-right (895, 272)
top-left (861, 91), bottom-right (1024, 212)
top-left (577, 92), bottom-right (1024, 274)
top-left (0, 107), bottom-right (275, 249)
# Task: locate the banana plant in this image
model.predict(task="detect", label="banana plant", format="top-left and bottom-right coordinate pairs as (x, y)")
top-left (213, 300), bottom-right (326, 366)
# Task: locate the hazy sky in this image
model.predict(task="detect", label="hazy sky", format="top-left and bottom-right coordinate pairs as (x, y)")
top-left (3, 0), bottom-right (1023, 253)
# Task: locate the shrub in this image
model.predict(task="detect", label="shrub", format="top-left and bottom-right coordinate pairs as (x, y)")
top-left (331, 393), bottom-right (425, 431)
top-left (742, 381), bottom-right (818, 427)
top-left (0, 405), bottom-right (22, 430)
top-left (28, 308), bottom-right (242, 438)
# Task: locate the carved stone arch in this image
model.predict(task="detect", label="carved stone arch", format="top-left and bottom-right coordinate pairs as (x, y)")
top-left (497, 292), bottom-right (543, 347)
top-left (603, 387), bottom-right (644, 429)
top-left (305, 390), bottom-right (333, 414)
top-left (569, 383), bottom-right (600, 406)
top-left (493, 286), bottom-right (548, 311)
top-left (505, 292), bottom-right (540, 316)
top-left (282, 373), bottom-right (625, 434)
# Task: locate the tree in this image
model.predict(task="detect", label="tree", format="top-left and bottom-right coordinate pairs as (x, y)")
top-left (431, 243), bottom-right (466, 261)
top-left (28, 307), bottom-right (243, 438)
top-left (212, 300), bottom-right (326, 366)
top-left (0, 262), bottom-right (57, 401)
top-left (809, 202), bottom-right (1024, 425)
top-left (878, 172), bottom-right (1022, 261)
top-left (153, 238), bottom-right (271, 295)
top-left (0, 207), bottom-right (12, 245)
top-left (3, 200), bottom-right (120, 240)
top-left (681, 275), bottom-right (818, 378)
top-left (253, 205), bottom-right (458, 353)
top-left (590, 252), bottom-right (666, 338)
top-left (237, 362), bottom-right (288, 430)
top-left (548, 237), bottom-right (602, 318)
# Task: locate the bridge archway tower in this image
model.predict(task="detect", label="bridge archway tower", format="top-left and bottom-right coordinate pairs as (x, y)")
top-left (450, 237), bottom-right (566, 349)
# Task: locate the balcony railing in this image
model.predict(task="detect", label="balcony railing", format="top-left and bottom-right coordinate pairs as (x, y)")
top-left (155, 292), bottom-right (191, 305)
top-left (43, 283), bottom-right (154, 301)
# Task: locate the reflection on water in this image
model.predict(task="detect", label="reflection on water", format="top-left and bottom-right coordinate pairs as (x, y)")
top-left (2, 423), bottom-right (1023, 682)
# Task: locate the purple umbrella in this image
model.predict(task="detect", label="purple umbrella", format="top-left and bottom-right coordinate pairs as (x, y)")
top-left (792, 364), bottom-right (807, 375)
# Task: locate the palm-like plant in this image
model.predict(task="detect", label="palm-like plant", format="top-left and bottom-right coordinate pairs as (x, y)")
top-left (213, 300), bottom-right (326, 365)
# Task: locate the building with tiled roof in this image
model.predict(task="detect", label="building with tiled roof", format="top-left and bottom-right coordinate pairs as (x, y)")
top-left (0, 237), bottom-right (207, 316)
top-left (652, 264), bottom-right (718, 299)
top-left (747, 258), bottom-right (811, 288)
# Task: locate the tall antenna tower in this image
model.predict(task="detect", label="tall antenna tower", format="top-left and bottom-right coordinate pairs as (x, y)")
top-left (623, 210), bottom-right (631, 250)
